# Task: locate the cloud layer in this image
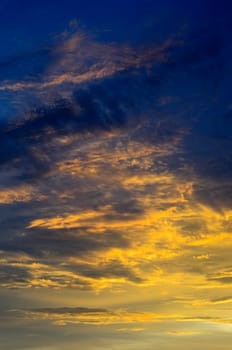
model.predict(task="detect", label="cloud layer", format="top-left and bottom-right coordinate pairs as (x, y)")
top-left (0, 5), bottom-right (232, 349)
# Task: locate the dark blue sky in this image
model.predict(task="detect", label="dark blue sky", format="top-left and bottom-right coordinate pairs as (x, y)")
top-left (1, 0), bottom-right (230, 56)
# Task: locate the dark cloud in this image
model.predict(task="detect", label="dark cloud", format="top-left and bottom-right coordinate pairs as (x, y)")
top-left (0, 66), bottom-right (170, 183)
top-left (0, 225), bottom-right (144, 287)
top-left (68, 260), bottom-right (144, 284)
top-left (1, 228), bottom-right (130, 259)
top-left (208, 277), bottom-right (232, 284)
top-left (0, 265), bottom-right (31, 288)
top-left (110, 198), bottom-right (144, 216)
top-left (210, 296), bottom-right (232, 303)
top-left (193, 183), bottom-right (232, 211)
top-left (24, 307), bottom-right (109, 315)
top-left (175, 218), bottom-right (208, 238)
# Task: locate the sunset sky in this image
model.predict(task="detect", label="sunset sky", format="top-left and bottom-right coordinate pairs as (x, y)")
top-left (0, 1), bottom-right (232, 349)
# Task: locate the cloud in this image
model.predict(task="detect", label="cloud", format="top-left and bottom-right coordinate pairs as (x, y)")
top-left (0, 44), bottom-right (184, 187)
top-left (0, 265), bottom-right (32, 289)
top-left (208, 277), bottom-right (232, 284)
top-left (0, 19), bottom-right (232, 339)
top-left (0, 187), bottom-right (33, 204)
top-left (210, 296), bottom-right (232, 304)
top-left (9, 305), bottom-right (232, 328)
top-left (0, 30), bottom-right (178, 93)
top-left (0, 226), bottom-right (144, 288)
top-left (13, 306), bottom-right (161, 326)
top-left (0, 7), bottom-right (232, 350)
top-left (1, 228), bottom-right (130, 259)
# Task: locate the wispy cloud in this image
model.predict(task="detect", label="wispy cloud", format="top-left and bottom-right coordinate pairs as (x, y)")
top-left (0, 31), bottom-right (179, 94)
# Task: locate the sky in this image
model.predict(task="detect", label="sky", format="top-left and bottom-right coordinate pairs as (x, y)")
top-left (0, 1), bottom-right (232, 349)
